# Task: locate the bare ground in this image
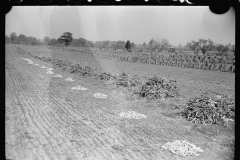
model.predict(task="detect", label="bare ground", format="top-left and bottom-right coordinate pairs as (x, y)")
top-left (6, 45), bottom-right (234, 160)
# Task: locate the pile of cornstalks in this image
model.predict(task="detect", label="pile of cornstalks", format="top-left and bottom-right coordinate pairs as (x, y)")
top-left (98, 72), bottom-right (117, 81)
top-left (118, 110), bottom-right (147, 119)
top-left (114, 72), bottom-right (141, 89)
top-left (136, 75), bottom-right (179, 100)
top-left (161, 140), bottom-right (203, 157)
top-left (34, 56), bottom-right (98, 77)
top-left (180, 95), bottom-right (235, 126)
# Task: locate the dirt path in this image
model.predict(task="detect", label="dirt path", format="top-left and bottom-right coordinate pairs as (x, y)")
top-left (6, 45), bottom-right (233, 160)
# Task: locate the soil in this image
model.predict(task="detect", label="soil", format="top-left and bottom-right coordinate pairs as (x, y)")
top-left (6, 44), bottom-right (235, 160)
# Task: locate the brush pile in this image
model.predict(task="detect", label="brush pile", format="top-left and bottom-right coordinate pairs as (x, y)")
top-left (113, 73), bottom-right (141, 92)
top-left (136, 75), bottom-right (179, 100)
top-left (180, 94), bottom-right (235, 126)
top-left (98, 72), bottom-right (117, 81)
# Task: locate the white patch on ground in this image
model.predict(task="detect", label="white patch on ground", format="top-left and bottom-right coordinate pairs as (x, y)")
top-left (47, 68), bottom-right (54, 71)
top-left (65, 77), bottom-right (75, 82)
top-left (118, 110), bottom-right (147, 119)
top-left (27, 62), bottom-right (34, 64)
top-left (93, 93), bottom-right (107, 98)
top-left (46, 71), bottom-right (54, 74)
top-left (71, 86), bottom-right (88, 91)
top-left (53, 74), bottom-right (63, 78)
top-left (40, 66), bottom-right (47, 69)
top-left (160, 140), bottom-right (203, 156)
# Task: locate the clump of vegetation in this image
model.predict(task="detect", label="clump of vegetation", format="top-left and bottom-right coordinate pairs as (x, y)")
top-left (98, 72), bottom-right (117, 81)
top-left (114, 72), bottom-right (141, 89)
top-left (136, 75), bottom-right (179, 100)
top-left (125, 40), bottom-right (132, 52)
top-left (180, 95), bottom-right (235, 126)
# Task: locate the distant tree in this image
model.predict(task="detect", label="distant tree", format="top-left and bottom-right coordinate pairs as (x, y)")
top-left (10, 32), bottom-right (17, 43)
top-left (125, 40), bottom-right (131, 52)
top-left (154, 41), bottom-right (161, 50)
top-left (168, 48), bottom-right (176, 53)
top-left (161, 39), bottom-right (170, 53)
top-left (58, 32), bottom-right (73, 47)
top-left (186, 41), bottom-right (200, 55)
top-left (94, 41), bottom-right (102, 48)
top-left (86, 41), bottom-right (94, 47)
top-left (232, 45), bottom-right (235, 56)
top-left (114, 41), bottom-right (125, 49)
top-left (27, 36), bottom-right (38, 45)
top-left (43, 37), bottom-right (51, 45)
top-left (71, 39), bottom-right (78, 46)
top-left (130, 42), bottom-right (136, 48)
top-left (137, 43), bottom-right (142, 48)
top-left (142, 42), bottom-right (147, 48)
top-left (18, 34), bottom-right (28, 44)
top-left (101, 41), bottom-right (110, 48)
top-left (78, 38), bottom-right (88, 47)
top-left (5, 35), bottom-right (11, 43)
top-left (48, 38), bottom-right (59, 45)
top-left (197, 38), bottom-right (214, 55)
top-left (230, 45), bottom-right (235, 56)
top-left (148, 38), bottom-right (155, 48)
top-left (215, 44), bottom-right (230, 55)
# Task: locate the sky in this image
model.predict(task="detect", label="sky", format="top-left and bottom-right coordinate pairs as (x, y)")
top-left (6, 6), bottom-right (235, 46)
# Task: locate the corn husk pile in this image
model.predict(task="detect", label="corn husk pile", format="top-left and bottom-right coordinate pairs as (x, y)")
top-left (40, 66), bottom-right (47, 69)
top-left (46, 71), bottom-right (54, 74)
top-left (161, 140), bottom-right (203, 156)
top-left (47, 68), bottom-right (54, 71)
top-left (65, 77), bottom-right (75, 82)
top-left (27, 61), bottom-right (34, 64)
top-left (136, 75), bottom-right (179, 100)
top-left (53, 74), bottom-right (63, 78)
top-left (93, 93), bottom-right (108, 98)
top-left (71, 85), bottom-right (88, 91)
top-left (118, 110), bottom-right (147, 119)
top-left (22, 58), bottom-right (34, 64)
top-left (180, 95), bottom-right (235, 125)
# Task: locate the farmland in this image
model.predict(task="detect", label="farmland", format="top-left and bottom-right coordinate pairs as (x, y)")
top-left (6, 44), bottom-right (235, 160)
top-left (17, 44), bottom-right (235, 100)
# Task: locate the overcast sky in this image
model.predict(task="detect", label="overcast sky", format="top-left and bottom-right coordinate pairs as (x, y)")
top-left (6, 6), bottom-right (235, 46)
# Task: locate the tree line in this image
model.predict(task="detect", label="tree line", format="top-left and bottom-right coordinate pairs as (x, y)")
top-left (6, 32), bottom-right (235, 55)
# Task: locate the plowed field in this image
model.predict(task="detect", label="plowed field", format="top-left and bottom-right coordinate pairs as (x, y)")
top-left (6, 44), bottom-right (234, 160)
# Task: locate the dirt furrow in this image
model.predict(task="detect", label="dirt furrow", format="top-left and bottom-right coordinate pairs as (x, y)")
top-left (13, 53), bottom-right (120, 159)
top-left (7, 45), bottom-right (232, 160)
top-left (16, 84), bottom-right (56, 159)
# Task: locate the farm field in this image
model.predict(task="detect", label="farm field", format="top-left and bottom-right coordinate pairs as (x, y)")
top-left (19, 44), bottom-right (235, 102)
top-left (6, 44), bottom-right (234, 160)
